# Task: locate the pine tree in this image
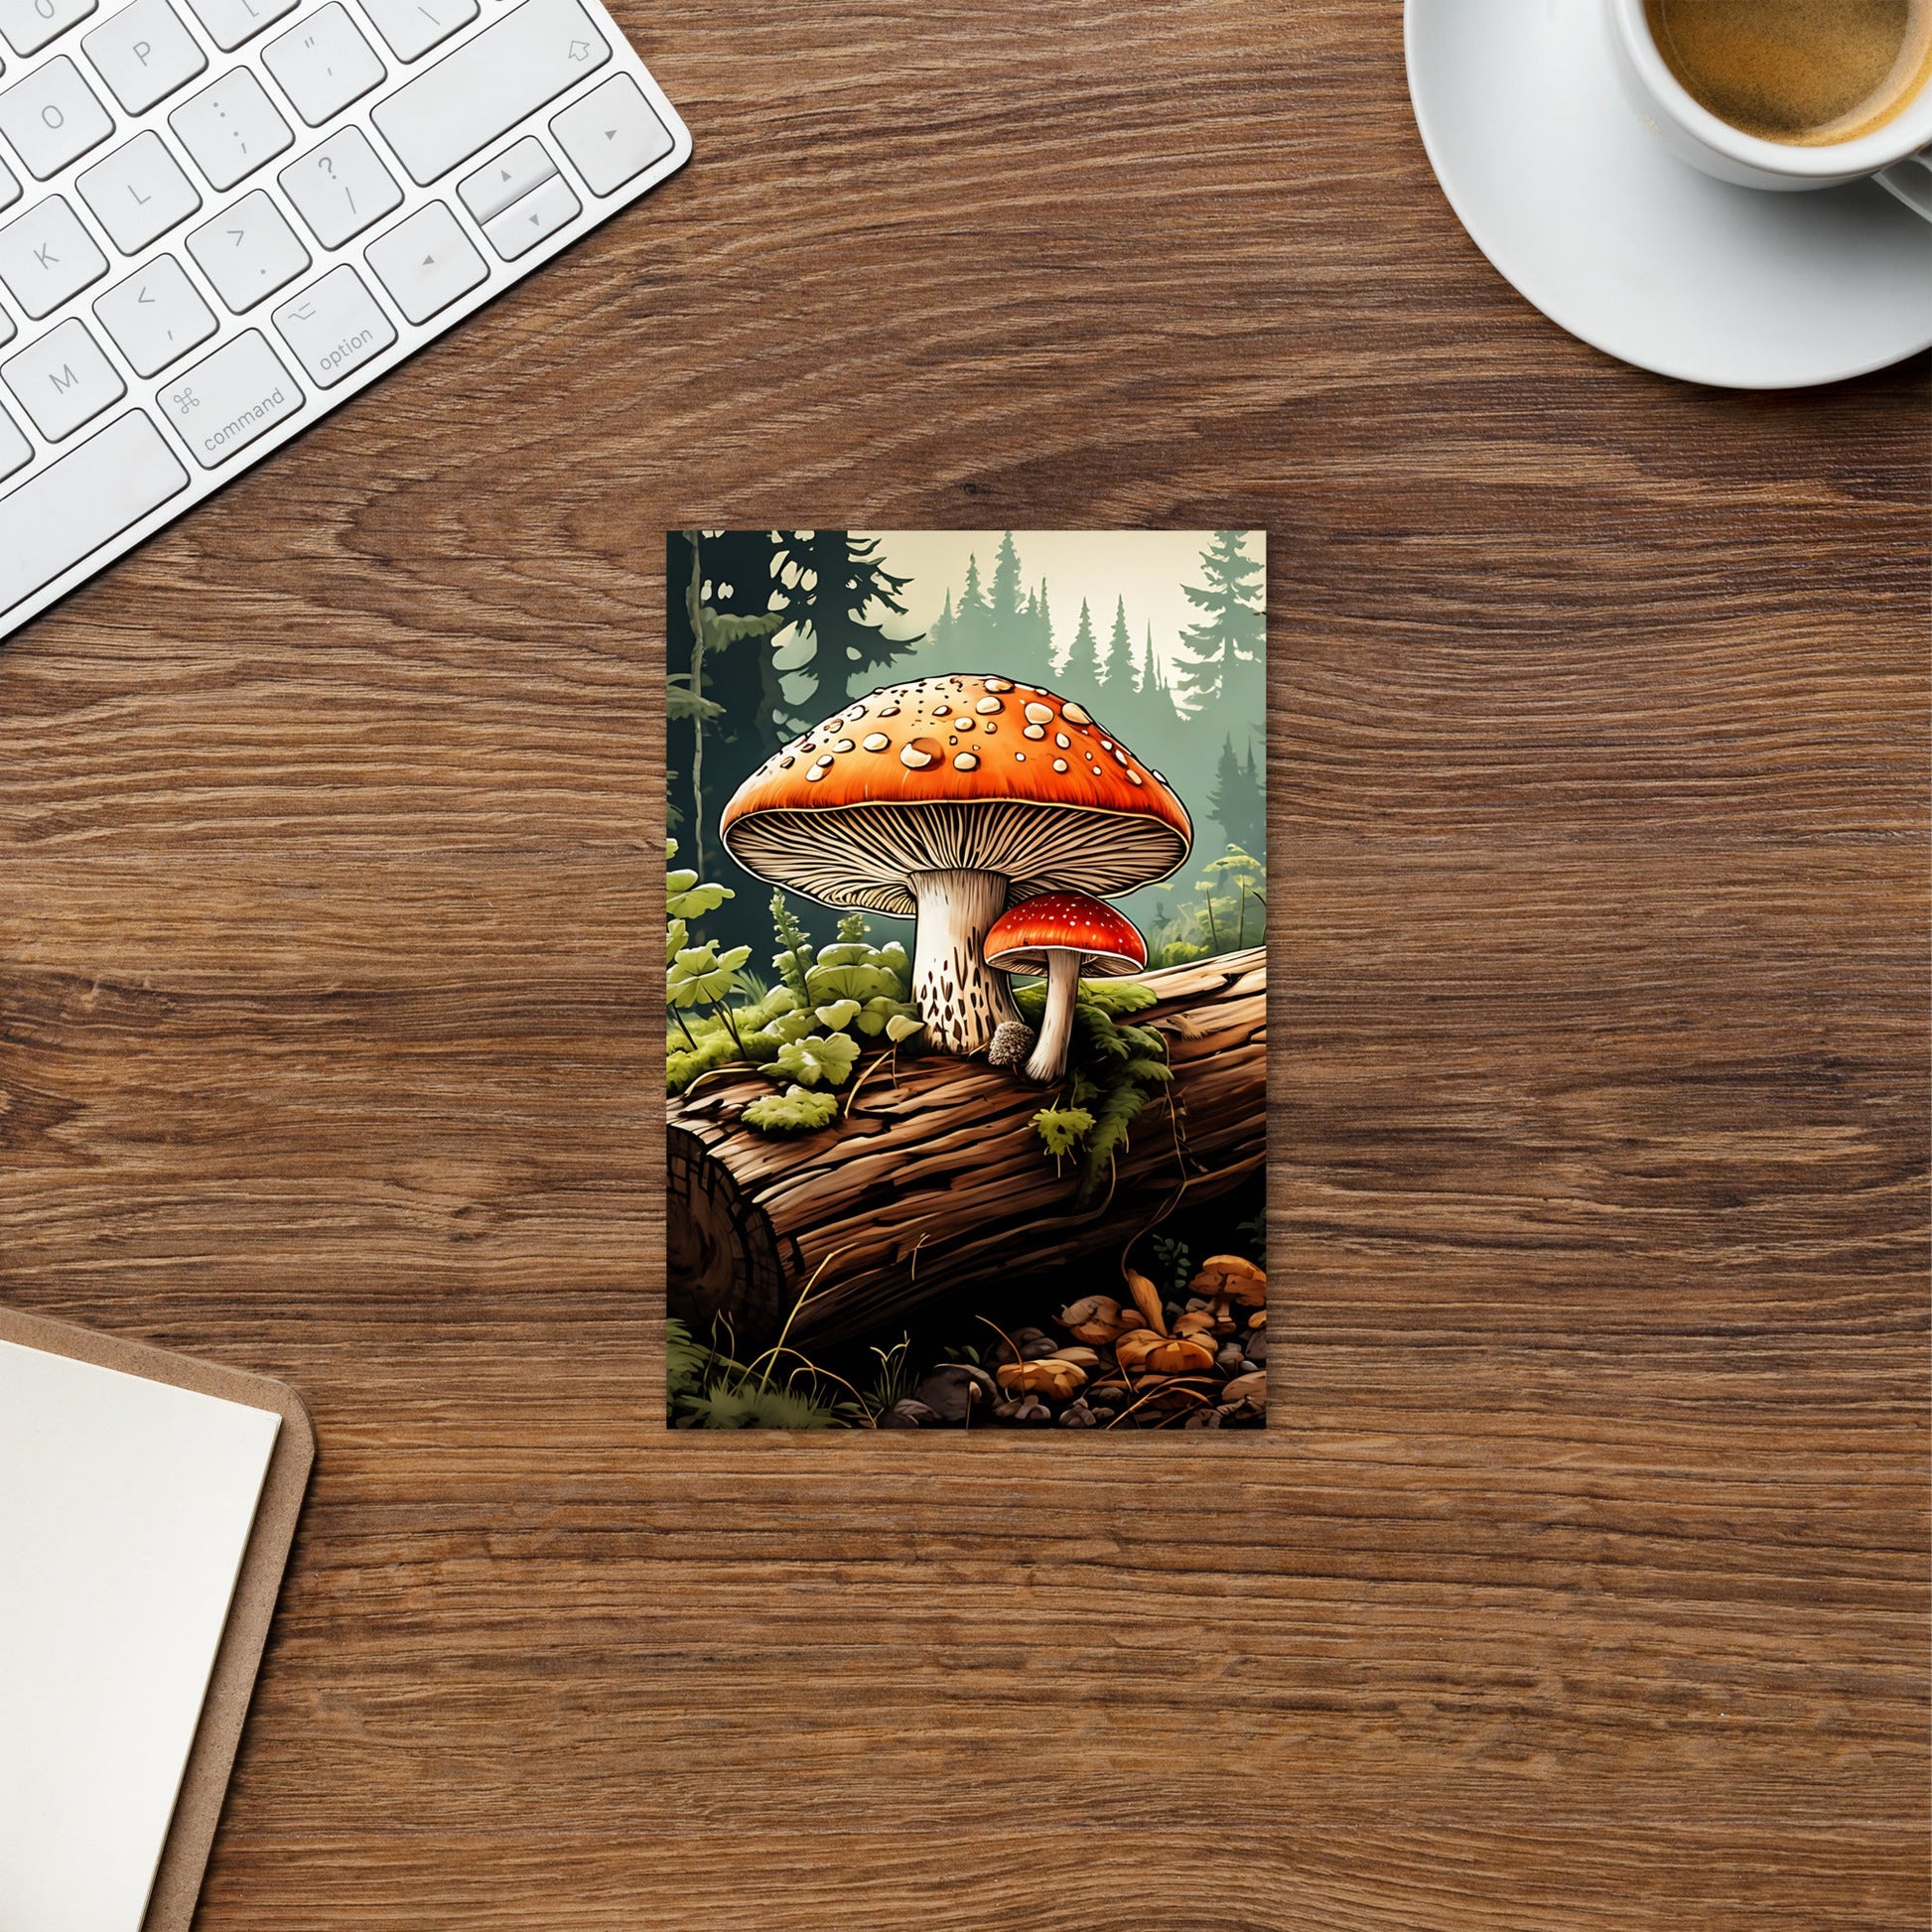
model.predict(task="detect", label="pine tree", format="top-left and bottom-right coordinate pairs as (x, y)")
top-left (772, 531), bottom-right (920, 721)
top-left (988, 532), bottom-right (1025, 647)
top-left (1036, 579), bottom-right (1056, 672)
top-left (930, 587), bottom-right (955, 653)
top-left (1209, 734), bottom-right (1266, 857)
top-left (1172, 531), bottom-right (1264, 714)
top-left (1066, 597), bottom-right (1103, 692)
top-left (953, 553), bottom-right (993, 657)
top-left (1107, 596), bottom-right (1132, 692)
top-left (1140, 621), bottom-right (1158, 697)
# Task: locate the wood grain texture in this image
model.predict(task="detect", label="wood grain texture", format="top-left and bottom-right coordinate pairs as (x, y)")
top-left (0, 1), bottom-right (1926, 1925)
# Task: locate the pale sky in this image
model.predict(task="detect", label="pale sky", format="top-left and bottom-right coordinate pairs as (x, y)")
top-left (849, 530), bottom-right (1266, 679)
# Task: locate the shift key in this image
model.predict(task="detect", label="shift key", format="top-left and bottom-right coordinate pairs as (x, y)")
top-left (370, 0), bottom-right (609, 187)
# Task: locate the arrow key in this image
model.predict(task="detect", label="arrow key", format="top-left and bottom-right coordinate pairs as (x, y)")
top-left (364, 199), bottom-right (485, 325)
top-left (93, 253), bottom-right (218, 377)
top-left (481, 171), bottom-right (578, 261)
top-left (459, 136), bottom-right (556, 225)
top-left (551, 74), bottom-right (673, 198)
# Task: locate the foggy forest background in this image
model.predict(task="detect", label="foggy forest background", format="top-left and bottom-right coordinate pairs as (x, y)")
top-left (667, 530), bottom-right (1266, 957)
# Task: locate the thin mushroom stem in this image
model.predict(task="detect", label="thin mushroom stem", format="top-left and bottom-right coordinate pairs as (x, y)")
top-left (1024, 949), bottom-right (1082, 1083)
top-left (907, 867), bottom-right (1022, 1055)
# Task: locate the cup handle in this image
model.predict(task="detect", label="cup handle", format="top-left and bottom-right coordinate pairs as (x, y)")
top-left (1876, 150), bottom-right (1932, 220)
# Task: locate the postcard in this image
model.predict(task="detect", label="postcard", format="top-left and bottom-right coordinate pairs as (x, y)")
top-left (666, 531), bottom-right (1266, 1430)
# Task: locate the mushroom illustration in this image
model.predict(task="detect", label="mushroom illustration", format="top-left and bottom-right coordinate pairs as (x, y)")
top-left (983, 891), bottom-right (1147, 1083)
top-left (719, 674), bottom-right (1190, 1055)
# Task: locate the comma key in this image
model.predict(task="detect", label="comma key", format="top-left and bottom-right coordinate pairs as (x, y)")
top-left (158, 327), bottom-right (302, 467)
top-left (272, 263), bottom-right (394, 388)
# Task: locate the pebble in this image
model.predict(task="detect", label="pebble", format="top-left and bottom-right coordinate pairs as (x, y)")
top-left (883, 1400), bottom-right (940, 1429)
top-left (915, 1364), bottom-right (997, 1423)
top-left (1240, 1331), bottom-right (1268, 1365)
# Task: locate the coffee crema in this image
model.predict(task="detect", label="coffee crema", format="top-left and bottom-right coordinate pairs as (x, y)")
top-left (1644, 0), bottom-right (1932, 145)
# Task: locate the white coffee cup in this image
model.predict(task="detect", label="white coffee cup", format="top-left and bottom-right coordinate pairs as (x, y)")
top-left (1606, 0), bottom-right (1932, 219)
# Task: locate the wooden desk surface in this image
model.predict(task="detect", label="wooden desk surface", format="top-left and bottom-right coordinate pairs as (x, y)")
top-left (2, 3), bottom-right (1925, 1925)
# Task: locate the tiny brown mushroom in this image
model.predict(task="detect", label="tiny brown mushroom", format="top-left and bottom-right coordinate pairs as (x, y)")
top-left (1122, 1269), bottom-right (1169, 1336)
top-left (1050, 1345), bottom-right (1102, 1369)
top-left (1146, 1335), bottom-right (1217, 1376)
top-left (1172, 1310), bottom-right (1219, 1341)
top-left (1057, 1295), bottom-right (1132, 1345)
top-left (1186, 1254), bottom-right (1267, 1312)
top-left (1222, 1370), bottom-right (1267, 1409)
top-left (998, 1357), bottom-right (1089, 1402)
top-left (1113, 1329), bottom-right (1167, 1377)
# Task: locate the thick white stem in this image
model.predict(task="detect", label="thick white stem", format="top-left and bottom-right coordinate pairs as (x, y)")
top-left (1024, 949), bottom-right (1080, 1083)
top-left (908, 869), bottom-right (1022, 1056)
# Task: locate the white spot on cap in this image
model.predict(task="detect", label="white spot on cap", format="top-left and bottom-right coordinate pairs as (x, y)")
top-left (1151, 767), bottom-right (1167, 782)
top-left (1062, 703), bottom-right (1091, 725)
top-left (845, 704), bottom-right (867, 721)
top-left (932, 702), bottom-right (951, 716)
top-left (834, 739), bottom-right (856, 754)
top-left (975, 696), bottom-right (1002, 715)
top-left (862, 732), bottom-right (890, 752)
top-left (984, 676), bottom-right (1012, 692)
top-left (1055, 733), bottom-right (1070, 749)
top-left (806, 767), bottom-right (826, 782)
top-left (900, 745), bottom-right (934, 768)
top-left (954, 752), bottom-right (980, 771)
top-left (1015, 752), bottom-right (1027, 761)
top-left (1024, 702), bottom-right (1053, 725)
top-left (779, 756), bottom-right (795, 768)
top-left (1024, 725), bottom-right (1044, 740)
top-left (1100, 739), bottom-right (1113, 750)
top-left (1113, 749), bottom-right (1128, 764)
top-left (1052, 759), bottom-right (1069, 772)
top-left (880, 705), bottom-right (901, 717)
top-left (1128, 771), bottom-right (1143, 785)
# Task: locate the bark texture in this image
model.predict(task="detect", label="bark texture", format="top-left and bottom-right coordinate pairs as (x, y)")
top-left (667, 947), bottom-right (1266, 1347)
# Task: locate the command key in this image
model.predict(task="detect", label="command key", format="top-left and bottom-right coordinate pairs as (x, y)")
top-left (160, 330), bottom-right (304, 469)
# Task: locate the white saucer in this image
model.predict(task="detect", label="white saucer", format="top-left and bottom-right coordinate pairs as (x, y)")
top-left (1406, 0), bottom-right (1932, 388)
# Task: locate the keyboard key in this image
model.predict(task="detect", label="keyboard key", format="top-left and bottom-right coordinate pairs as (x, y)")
top-left (0, 410), bottom-right (189, 615)
top-left (363, 198), bottom-right (483, 322)
top-left (550, 73), bottom-right (669, 197)
top-left (77, 128), bottom-right (201, 253)
top-left (187, 186), bottom-right (308, 310)
top-left (179, 0), bottom-right (292, 51)
top-left (0, 57), bottom-right (115, 181)
top-left (263, 3), bottom-right (381, 126)
top-left (3, 315), bottom-right (123, 438)
top-left (0, 156), bottom-right (17, 213)
top-left (0, 306), bottom-right (13, 346)
top-left (458, 134), bottom-right (553, 223)
top-left (83, 0), bottom-right (207, 114)
top-left (170, 67), bottom-right (292, 191)
top-left (157, 326), bottom-right (300, 466)
top-left (93, 249), bottom-right (215, 373)
top-left (370, 0), bottom-right (608, 187)
top-left (0, 0), bottom-right (97, 59)
top-left (0, 401), bottom-right (27, 478)
top-left (355, 0), bottom-right (472, 63)
top-left (279, 124), bottom-right (398, 247)
top-left (272, 260), bottom-right (392, 386)
top-left (481, 169), bottom-right (575, 260)
top-left (0, 195), bottom-right (107, 317)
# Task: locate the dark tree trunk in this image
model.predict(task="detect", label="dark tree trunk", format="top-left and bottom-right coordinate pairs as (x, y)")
top-left (667, 948), bottom-right (1266, 1348)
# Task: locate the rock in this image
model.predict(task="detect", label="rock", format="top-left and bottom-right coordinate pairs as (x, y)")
top-left (994, 1395), bottom-right (1052, 1425)
top-left (1057, 1399), bottom-right (1099, 1429)
top-left (915, 1363), bottom-right (997, 1423)
top-left (1183, 1406), bottom-right (1224, 1429)
top-left (883, 1399), bottom-right (940, 1429)
top-left (1014, 1325), bottom-right (1057, 1356)
top-left (1239, 1330), bottom-right (1268, 1366)
top-left (1215, 1342), bottom-right (1247, 1374)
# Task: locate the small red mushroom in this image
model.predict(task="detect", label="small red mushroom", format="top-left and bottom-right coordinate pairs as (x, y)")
top-left (983, 891), bottom-right (1147, 1083)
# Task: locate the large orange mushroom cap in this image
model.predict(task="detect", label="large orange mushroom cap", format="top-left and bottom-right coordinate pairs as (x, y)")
top-left (719, 672), bottom-right (1192, 914)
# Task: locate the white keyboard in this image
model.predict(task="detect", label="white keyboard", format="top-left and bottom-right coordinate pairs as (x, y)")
top-left (0, 0), bottom-right (688, 638)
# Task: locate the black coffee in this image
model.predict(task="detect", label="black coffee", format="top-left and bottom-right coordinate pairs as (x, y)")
top-left (1644, 0), bottom-right (1932, 144)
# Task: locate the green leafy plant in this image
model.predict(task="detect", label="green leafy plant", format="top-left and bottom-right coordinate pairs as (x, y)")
top-left (1017, 978), bottom-right (1174, 1202)
top-left (666, 871), bottom-right (923, 1134)
top-left (1145, 844), bottom-right (1265, 966)
top-left (742, 1085), bottom-right (841, 1134)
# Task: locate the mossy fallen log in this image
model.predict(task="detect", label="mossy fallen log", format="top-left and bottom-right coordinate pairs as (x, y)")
top-left (667, 947), bottom-right (1266, 1348)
